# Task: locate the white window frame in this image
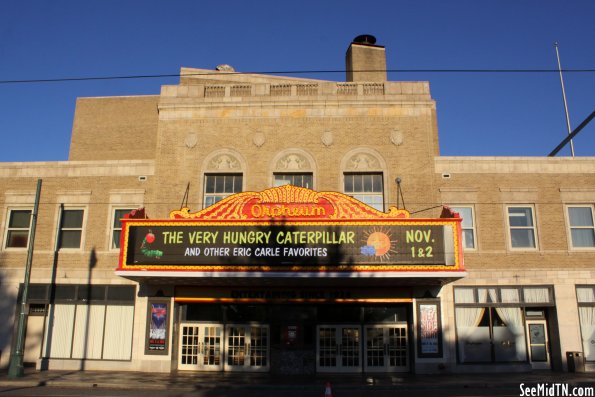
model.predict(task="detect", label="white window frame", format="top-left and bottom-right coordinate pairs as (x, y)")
top-left (203, 173), bottom-right (243, 209)
top-left (566, 205), bottom-right (595, 250)
top-left (506, 205), bottom-right (538, 250)
top-left (343, 172), bottom-right (384, 212)
top-left (57, 207), bottom-right (87, 251)
top-left (109, 207), bottom-right (135, 251)
top-left (3, 207), bottom-right (33, 250)
top-left (450, 205), bottom-right (477, 251)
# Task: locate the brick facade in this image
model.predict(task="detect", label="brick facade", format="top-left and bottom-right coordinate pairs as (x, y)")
top-left (1, 36), bottom-right (593, 374)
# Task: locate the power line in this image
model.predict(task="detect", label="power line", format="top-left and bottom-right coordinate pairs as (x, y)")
top-left (1, 68), bottom-right (595, 85)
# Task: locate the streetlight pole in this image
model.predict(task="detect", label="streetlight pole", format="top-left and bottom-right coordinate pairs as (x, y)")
top-left (8, 179), bottom-right (42, 378)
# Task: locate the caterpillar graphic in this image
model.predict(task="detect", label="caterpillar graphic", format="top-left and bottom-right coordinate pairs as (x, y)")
top-left (140, 231), bottom-right (163, 259)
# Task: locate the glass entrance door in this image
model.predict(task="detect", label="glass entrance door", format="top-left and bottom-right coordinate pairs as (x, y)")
top-left (316, 325), bottom-right (361, 373)
top-left (526, 320), bottom-right (550, 369)
top-left (364, 325), bottom-right (409, 372)
top-left (224, 324), bottom-right (269, 372)
top-left (178, 323), bottom-right (223, 371)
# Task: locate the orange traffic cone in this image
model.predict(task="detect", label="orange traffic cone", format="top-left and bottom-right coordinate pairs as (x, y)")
top-left (324, 381), bottom-right (333, 397)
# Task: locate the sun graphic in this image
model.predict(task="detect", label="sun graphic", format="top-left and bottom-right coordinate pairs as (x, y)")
top-left (360, 228), bottom-right (399, 262)
top-left (367, 232), bottom-right (391, 255)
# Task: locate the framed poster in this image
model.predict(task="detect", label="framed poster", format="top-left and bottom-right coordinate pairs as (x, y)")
top-left (417, 300), bottom-right (443, 358)
top-left (145, 298), bottom-right (170, 355)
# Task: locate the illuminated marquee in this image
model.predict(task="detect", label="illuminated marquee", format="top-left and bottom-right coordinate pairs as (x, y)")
top-left (117, 185), bottom-right (465, 273)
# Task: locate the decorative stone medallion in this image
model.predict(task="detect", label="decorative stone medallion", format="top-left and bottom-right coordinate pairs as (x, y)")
top-left (253, 132), bottom-right (266, 148)
top-left (185, 133), bottom-right (198, 149)
top-left (390, 129), bottom-right (404, 146)
top-left (321, 130), bottom-right (334, 147)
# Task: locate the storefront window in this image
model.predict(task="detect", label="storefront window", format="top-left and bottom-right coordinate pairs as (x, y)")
top-left (456, 307), bottom-right (526, 363)
top-left (493, 307), bottom-right (526, 362)
top-left (21, 283), bottom-right (136, 361)
top-left (577, 286), bottom-right (595, 361)
top-left (456, 307), bottom-right (490, 362)
top-left (454, 286), bottom-right (552, 364)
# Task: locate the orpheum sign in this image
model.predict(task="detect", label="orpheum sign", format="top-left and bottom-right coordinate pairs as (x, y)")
top-left (116, 185), bottom-right (465, 274)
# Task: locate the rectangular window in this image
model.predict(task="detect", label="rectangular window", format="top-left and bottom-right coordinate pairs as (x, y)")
top-left (204, 174), bottom-right (243, 208)
top-left (344, 173), bottom-right (384, 211)
top-left (567, 206), bottom-right (595, 248)
top-left (112, 209), bottom-right (133, 249)
top-left (451, 206), bottom-right (476, 250)
top-left (274, 173), bottom-right (313, 189)
top-left (507, 206), bottom-right (537, 249)
top-left (58, 209), bottom-right (84, 249)
top-left (5, 209), bottom-right (32, 248)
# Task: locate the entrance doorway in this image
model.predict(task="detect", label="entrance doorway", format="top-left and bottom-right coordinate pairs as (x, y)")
top-left (364, 325), bottom-right (409, 372)
top-left (178, 323), bottom-right (224, 371)
top-left (177, 303), bottom-right (412, 374)
top-left (316, 325), bottom-right (361, 373)
top-left (526, 319), bottom-right (550, 369)
top-left (178, 323), bottom-right (269, 372)
top-left (224, 324), bottom-right (269, 372)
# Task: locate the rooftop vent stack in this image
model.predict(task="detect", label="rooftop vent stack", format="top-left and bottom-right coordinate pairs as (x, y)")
top-left (345, 35), bottom-right (387, 82)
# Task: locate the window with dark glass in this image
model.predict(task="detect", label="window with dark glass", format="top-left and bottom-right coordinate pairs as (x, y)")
top-left (507, 206), bottom-right (537, 249)
top-left (204, 174), bottom-right (243, 208)
top-left (451, 206), bottom-right (476, 250)
top-left (58, 209), bottom-right (84, 249)
top-left (112, 209), bottom-right (133, 249)
top-left (568, 206), bottom-right (595, 248)
top-left (274, 173), bottom-right (313, 189)
top-left (5, 209), bottom-right (32, 248)
top-left (344, 173), bottom-right (384, 211)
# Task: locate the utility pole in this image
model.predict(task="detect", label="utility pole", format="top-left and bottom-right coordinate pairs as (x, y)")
top-left (554, 42), bottom-right (575, 157)
top-left (8, 179), bottom-right (42, 378)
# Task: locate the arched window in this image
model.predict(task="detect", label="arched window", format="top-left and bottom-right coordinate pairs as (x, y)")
top-left (340, 148), bottom-right (387, 211)
top-left (201, 150), bottom-right (246, 208)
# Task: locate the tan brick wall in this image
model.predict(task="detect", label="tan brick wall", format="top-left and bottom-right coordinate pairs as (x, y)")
top-left (69, 96), bottom-right (159, 161)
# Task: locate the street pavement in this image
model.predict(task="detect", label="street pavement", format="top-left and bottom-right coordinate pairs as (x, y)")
top-left (0, 368), bottom-right (593, 394)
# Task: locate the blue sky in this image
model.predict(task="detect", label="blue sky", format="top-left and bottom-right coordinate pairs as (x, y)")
top-left (1, 0), bottom-right (593, 161)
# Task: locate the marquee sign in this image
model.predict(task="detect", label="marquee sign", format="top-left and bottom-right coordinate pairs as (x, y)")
top-left (116, 185), bottom-right (465, 274)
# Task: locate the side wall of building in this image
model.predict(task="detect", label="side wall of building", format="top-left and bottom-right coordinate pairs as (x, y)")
top-left (68, 96), bottom-right (160, 161)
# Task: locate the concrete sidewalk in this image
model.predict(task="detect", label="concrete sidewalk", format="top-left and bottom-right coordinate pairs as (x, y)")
top-left (0, 369), bottom-right (594, 392)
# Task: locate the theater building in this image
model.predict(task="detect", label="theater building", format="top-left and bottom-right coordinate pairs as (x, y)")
top-left (1, 36), bottom-right (594, 374)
